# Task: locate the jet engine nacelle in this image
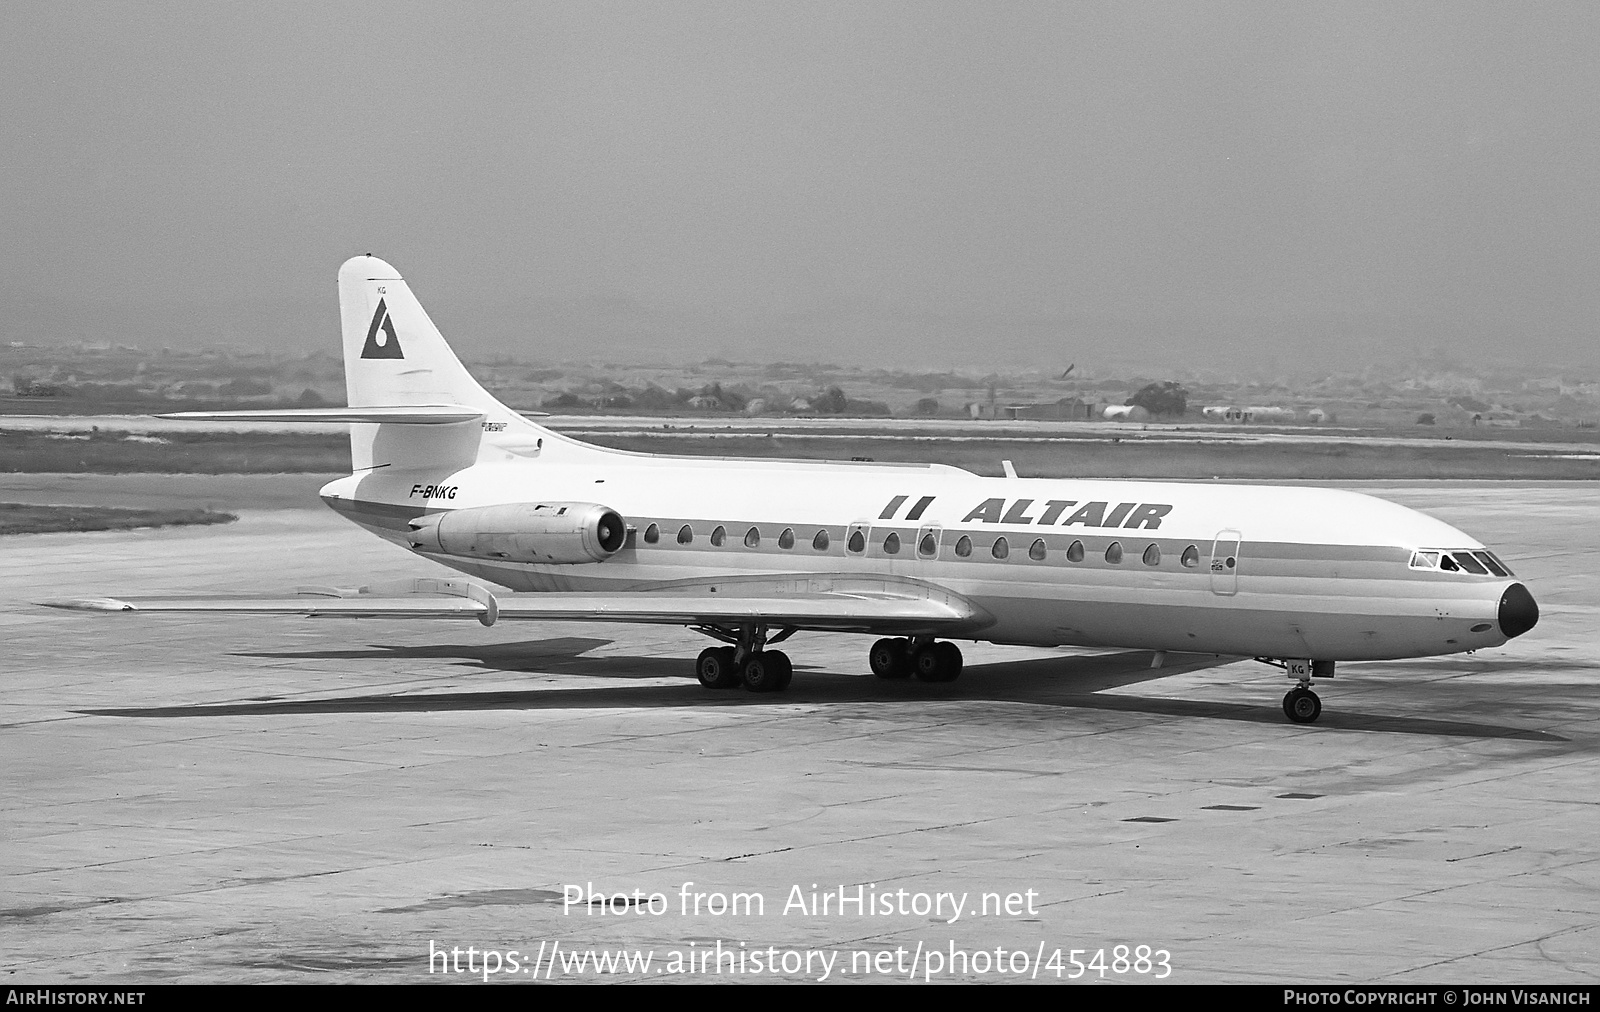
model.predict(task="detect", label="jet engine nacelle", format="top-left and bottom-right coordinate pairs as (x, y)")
top-left (406, 501), bottom-right (626, 564)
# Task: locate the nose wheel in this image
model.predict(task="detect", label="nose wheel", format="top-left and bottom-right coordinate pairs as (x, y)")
top-left (1283, 686), bottom-right (1321, 724)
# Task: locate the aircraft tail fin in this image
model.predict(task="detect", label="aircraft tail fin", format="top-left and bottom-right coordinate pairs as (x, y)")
top-left (339, 255), bottom-right (513, 416)
top-left (335, 255), bottom-right (599, 470)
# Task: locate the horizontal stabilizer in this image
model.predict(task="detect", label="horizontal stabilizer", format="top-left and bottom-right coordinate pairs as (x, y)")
top-left (158, 406), bottom-right (486, 425)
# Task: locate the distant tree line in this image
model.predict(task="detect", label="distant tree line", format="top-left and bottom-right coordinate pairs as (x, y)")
top-left (1126, 381), bottom-right (1189, 416)
top-left (540, 380), bottom-right (890, 416)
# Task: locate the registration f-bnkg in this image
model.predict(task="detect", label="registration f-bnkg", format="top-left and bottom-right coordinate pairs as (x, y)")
top-left (58, 256), bottom-right (1539, 723)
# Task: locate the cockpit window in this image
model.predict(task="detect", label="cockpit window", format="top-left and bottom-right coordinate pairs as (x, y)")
top-left (1472, 551), bottom-right (1508, 577)
top-left (1413, 548), bottom-right (1511, 577)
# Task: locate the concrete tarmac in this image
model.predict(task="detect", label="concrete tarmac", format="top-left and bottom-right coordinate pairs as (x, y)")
top-left (1, 476), bottom-right (1596, 984)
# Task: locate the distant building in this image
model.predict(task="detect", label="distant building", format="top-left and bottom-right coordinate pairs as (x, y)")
top-left (1102, 404), bottom-right (1150, 421)
top-left (970, 397), bottom-right (1102, 420)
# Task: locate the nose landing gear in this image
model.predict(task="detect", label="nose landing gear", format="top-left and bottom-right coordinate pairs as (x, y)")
top-left (1283, 686), bottom-right (1321, 724)
top-left (1263, 658), bottom-right (1332, 724)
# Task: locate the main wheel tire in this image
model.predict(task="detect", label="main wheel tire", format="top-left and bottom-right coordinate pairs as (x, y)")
top-left (934, 641), bottom-right (963, 682)
top-left (912, 643), bottom-right (945, 682)
top-left (1283, 687), bottom-right (1321, 724)
top-left (696, 646), bottom-right (741, 689)
top-left (765, 650), bottom-right (793, 692)
top-left (742, 651), bottom-right (786, 693)
top-left (869, 638), bottom-right (911, 679)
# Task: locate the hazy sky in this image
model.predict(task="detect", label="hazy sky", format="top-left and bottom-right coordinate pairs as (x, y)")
top-left (2, 2), bottom-right (1596, 372)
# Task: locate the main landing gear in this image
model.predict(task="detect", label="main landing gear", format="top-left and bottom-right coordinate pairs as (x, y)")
top-left (694, 623), bottom-right (794, 694)
top-left (696, 645), bottom-right (793, 693)
top-left (870, 637), bottom-right (963, 683)
top-left (693, 627), bottom-right (965, 693)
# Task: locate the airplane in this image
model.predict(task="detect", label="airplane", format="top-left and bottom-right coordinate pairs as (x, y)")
top-left (50, 255), bottom-right (1540, 724)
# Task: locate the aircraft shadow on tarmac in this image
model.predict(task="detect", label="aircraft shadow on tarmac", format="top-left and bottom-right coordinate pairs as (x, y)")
top-left (77, 641), bottom-right (1566, 742)
top-left (235, 636), bottom-right (684, 679)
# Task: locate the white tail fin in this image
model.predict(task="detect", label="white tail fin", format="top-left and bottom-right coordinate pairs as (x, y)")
top-left (337, 255), bottom-right (605, 470)
top-left (340, 255), bottom-right (517, 414)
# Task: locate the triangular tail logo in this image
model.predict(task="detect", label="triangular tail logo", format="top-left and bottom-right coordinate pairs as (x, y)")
top-left (361, 298), bottom-right (403, 359)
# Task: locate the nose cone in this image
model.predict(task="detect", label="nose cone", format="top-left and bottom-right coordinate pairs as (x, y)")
top-left (1498, 583), bottom-right (1539, 639)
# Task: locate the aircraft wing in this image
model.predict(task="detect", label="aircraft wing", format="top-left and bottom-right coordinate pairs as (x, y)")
top-left (42, 576), bottom-right (992, 637)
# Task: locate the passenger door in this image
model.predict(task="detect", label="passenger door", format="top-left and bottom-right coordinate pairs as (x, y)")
top-left (1210, 530), bottom-right (1241, 595)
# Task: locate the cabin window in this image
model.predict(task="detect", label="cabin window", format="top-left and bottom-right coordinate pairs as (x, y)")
top-left (643, 523), bottom-right (660, 544)
top-left (1142, 544), bottom-right (1161, 566)
top-left (918, 533), bottom-right (937, 557)
top-left (848, 530), bottom-right (866, 554)
top-left (779, 528), bottom-right (795, 549)
top-left (1105, 541), bottom-right (1123, 564)
top-left (677, 525), bottom-right (693, 544)
top-left (1181, 545), bottom-right (1199, 568)
top-left (1451, 552), bottom-right (1488, 575)
top-left (1487, 551), bottom-right (1515, 577)
top-left (813, 529), bottom-right (830, 551)
top-left (744, 527), bottom-right (761, 548)
top-left (1409, 551), bottom-right (1440, 570)
top-left (992, 536), bottom-right (1009, 560)
top-left (1472, 551), bottom-right (1507, 577)
top-left (1066, 540), bottom-right (1084, 563)
top-left (883, 532), bottom-right (901, 554)
top-left (1028, 538), bottom-right (1047, 561)
top-left (711, 525), bottom-right (727, 547)
top-left (1439, 554), bottom-right (1460, 571)
top-left (955, 535), bottom-right (973, 557)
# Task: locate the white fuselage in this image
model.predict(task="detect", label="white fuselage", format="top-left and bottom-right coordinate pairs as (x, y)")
top-left (319, 449), bottom-right (1518, 662)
